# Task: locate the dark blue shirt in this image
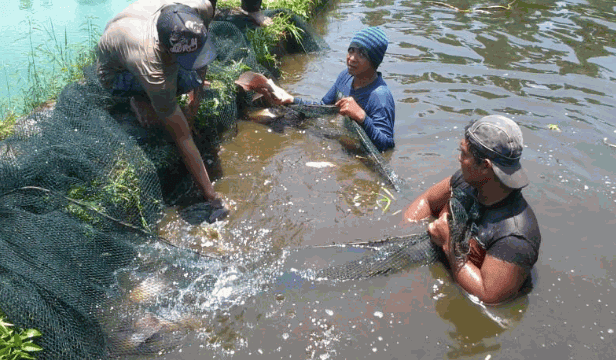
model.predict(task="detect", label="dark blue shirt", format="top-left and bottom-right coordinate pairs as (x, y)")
top-left (294, 70), bottom-right (395, 151)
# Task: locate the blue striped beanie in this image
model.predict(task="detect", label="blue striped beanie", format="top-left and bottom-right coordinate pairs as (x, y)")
top-left (349, 27), bottom-right (388, 69)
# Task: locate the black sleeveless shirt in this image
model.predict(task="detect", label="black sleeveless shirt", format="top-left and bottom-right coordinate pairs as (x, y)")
top-left (450, 170), bottom-right (541, 270)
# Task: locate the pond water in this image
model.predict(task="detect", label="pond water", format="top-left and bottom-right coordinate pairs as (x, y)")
top-left (131, 1), bottom-right (616, 359)
top-left (6, 0), bottom-right (616, 359)
top-left (0, 0), bottom-right (129, 101)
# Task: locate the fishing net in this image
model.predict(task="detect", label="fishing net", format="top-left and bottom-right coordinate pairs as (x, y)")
top-left (335, 91), bottom-right (403, 191)
top-left (0, 13), bottom-right (328, 360)
top-left (315, 234), bottom-right (441, 280)
top-left (342, 116), bottom-right (404, 191)
top-left (313, 188), bottom-right (480, 281)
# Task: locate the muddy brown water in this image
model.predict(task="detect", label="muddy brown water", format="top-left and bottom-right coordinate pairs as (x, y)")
top-left (125, 1), bottom-right (616, 359)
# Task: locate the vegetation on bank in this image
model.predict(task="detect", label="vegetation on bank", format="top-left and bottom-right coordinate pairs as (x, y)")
top-left (0, 310), bottom-right (42, 360)
top-left (0, 0), bottom-right (327, 140)
top-left (219, 0), bottom-right (326, 67)
top-left (0, 17), bottom-right (101, 140)
top-left (0, 1), bottom-right (327, 356)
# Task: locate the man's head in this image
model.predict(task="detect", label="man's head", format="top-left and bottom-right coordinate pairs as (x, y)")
top-left (463, 115), bottom-right (529, 189)
top-left (157, 3), bottom-right (216, 70)
top-left (348, 27), bottom-right (388, 70)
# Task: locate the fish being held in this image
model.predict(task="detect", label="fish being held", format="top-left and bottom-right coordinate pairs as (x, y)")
top-left (235, 71), bottom-right (288, 103)
top-left (235, 71), bottom-right (340, 118)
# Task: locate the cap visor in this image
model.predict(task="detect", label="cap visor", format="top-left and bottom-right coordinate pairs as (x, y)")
top-left (492, 162), bottom-right (529, 189)
top-left (176, 33), bottom-right (217, 70)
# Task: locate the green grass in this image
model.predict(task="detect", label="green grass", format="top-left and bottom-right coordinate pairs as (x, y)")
top-left (66, 155), bottom-right (153, 232)
top-left (217, 0), bottom-right (326, 67)
top-left (246, 12), bottom-right (305, 68)
top-left (0, 310), bottom-right (42, 360)
top-left (219, 0), bottom-right (324, 20)
top-left (0, 17), bottom-right (101, 140)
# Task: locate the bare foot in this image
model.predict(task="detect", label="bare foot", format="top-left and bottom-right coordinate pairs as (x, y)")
top-left (246, 10), bottom-right (273, 27)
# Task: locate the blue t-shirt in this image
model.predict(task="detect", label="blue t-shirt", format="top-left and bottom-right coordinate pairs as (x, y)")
top-left (294, 70), bottom-right (395, 151)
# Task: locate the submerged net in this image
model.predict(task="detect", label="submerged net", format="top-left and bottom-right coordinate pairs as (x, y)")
top-left (0, 14), bottom-right (327, 360)
top-left (336, 91), bottom-right (403, 192)
top-left (314, 188), bottom-right (480, 281)
top-left (343, 116), bottom-right (404, 191)
top-left (316, 234), bottom-right (441, 280)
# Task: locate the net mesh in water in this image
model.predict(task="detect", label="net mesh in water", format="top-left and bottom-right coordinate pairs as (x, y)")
top-left (316, 234), bottom-right (442, 281)
top-left (0, 15), bottom-right (328, 360)
top-left (314, 188), bottom-right (480, 281)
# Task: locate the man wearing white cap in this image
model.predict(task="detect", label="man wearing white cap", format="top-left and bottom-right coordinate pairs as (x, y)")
top-left (97, 0), bottom-right (227, 217)
top-left (403, 115), bottom-right (541, 304)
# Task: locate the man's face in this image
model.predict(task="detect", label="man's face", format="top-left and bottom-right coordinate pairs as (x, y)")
top-left (458, 139), bottom-right (485, 186)
top-left (347, 47), bottom-right (372, 77)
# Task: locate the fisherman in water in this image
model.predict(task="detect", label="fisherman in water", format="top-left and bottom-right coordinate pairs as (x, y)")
top-left (403, 115), bottom-right (541, 304)
top-left (96, 0), bottom-right (228, 219)
top-left (267, 27), bottom-right (395, 152)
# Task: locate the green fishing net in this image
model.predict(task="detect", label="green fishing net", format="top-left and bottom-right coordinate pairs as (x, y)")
top-left (0, 14), bottom-right (327, 360)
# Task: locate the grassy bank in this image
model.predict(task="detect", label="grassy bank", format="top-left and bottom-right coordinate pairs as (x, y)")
top-left (0, 0), bottom-right (327, 140)
top-left (0, 1), bottom-right (327, 357)
top-left (0, 17), bottom-right (101, 141)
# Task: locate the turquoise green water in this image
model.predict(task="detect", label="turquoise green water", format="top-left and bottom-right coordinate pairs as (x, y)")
top-left (0, 0), bottom-right (129, 102)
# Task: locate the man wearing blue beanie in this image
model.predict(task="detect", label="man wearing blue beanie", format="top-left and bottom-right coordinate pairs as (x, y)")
top-left (270, 27), bottom-right (395, 151)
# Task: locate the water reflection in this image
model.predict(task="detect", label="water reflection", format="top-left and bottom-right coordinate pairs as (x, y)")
top-left (18, 0), bottom-right (54, 10)
top-left (432, 277), bottom-right (528, 358)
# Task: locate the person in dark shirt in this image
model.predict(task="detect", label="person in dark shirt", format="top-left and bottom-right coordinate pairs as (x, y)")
top-left (403, 115), bottom-right (541, 304)
top-left (267, 27), bottom-right (396, 151)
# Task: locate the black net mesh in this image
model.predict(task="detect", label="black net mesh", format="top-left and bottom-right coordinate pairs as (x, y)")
top-left (313, 189), bottom-right (479, 281)
top-left (315, 234), bottom-right (442, 281)
top-left (0, 14), bottom-right (327, 360)
top-left (0, 77), bottom-right (159, 359)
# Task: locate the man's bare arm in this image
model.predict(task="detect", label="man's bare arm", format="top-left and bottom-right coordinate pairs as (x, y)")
top-left (444, 242), bottom-right (528, 304)
top-left (403, 176), bottom-right (452, 224)
top-left (162, 104), bottom-right (218, 201)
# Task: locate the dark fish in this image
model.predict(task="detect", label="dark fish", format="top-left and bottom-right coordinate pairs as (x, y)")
top-left (178, 202), bottom-right (229, 225)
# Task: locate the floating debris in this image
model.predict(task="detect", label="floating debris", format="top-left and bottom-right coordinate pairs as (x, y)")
top-left (306, 161), bottom-right (336, 168)
top-left (603, 138), bottom-right (616, 149)
top-left (427, 0), bottom-right (518, 13)
top-left (548, 124), bottom-right (561, 132)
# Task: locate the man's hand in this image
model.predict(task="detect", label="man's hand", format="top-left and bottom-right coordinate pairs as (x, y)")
top-left (207, 197), bottom-right (230, 223)
top-left (335, 97), bottom-right (366, 123)
top-left (428, 209), bottom-right (451, 251)
top-left (265, 79), bottom-right (294, 105)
